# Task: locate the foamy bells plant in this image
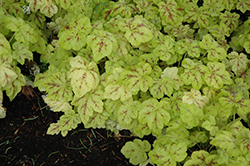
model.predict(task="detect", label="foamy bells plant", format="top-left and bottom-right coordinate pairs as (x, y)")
top-left (1, 0), bottom-right (250, 165)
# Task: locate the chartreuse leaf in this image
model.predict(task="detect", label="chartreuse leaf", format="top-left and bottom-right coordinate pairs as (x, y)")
top-left (133, 0), bottom-right (158, 20)
top-left (184, 3), bottom-right (210, 28)
top-left (149, 142), bottom-right (187, 166)
top-left (181, 58), bottom-right (208, 90)
top-left (71, 86), bottom-right (104, 124)
top-left (199, 34), bottom-right (227, 61)
top-left (158, 0), bottom-right (182, 26)
top-left (236, 0), bottom-right (250, 13)
top-left (58, 15), bottom-right (92, 51)
top-left (118, 15), bottom-right (153, 47)
top-left (68, 56), bottom-right (100, 98)
top-left (47, 109), bottom-right (81, 137)
top-left (203, 0), bottom-right (224, 17)
top-left (0, 90), bottom-right (5, 118)
top-left (153, 35), bottom-right (175, 62)
top-left (87, 30), bottom-right (118, 62)
top-left (220, 11), bottom-right (240, 31)
top-left (121, 139), bottom-right (151, 165)
top-left (150, 67), bottom-right (183, 99)
top-left (182, 88), bottom-right (209, 109)
top-left (42, 71), bottom-right (73, 102)
top-left (175, 39), bottom-right (201, 58)
top-left (0, 63), bottom-right (17, 89)
top-left (43, 97), bottom-right (72, 112)
top-left (184, 150), bottom-right (218, 166)
top-left (5, 17), bottom-right (39, 44)
top-left (204, 62), bottom-right (232, 89)
top-left (218, 90), bottom-right (250, 121)
top-left (84, 112), bottom-right (108, 129)
top-left (180, 103), bottom-right (204, 129)
top-left (188, 131), bottom-right (208, 147)
top-left (138, 98), bottom-right (171, 136)
top-left (3, 66), bottom-right (26, 101)
top-left (119, 62), bottom-right (153, 95)
top-left (12, 42), bottom-right (33, 65)
top-left (228, 51), bottom-right (248, 76)
top-left (104, 68), bottom-right (132, 102)
top-left (116, 98), bottom-right (141, 128)
top-left (211, 131), bottom-right (241, 158)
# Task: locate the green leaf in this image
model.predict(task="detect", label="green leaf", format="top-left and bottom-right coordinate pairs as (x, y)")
top-left (43, 97), bottom-right (72, 112)
top-left (119, 62), bottom-right (153, 95)
top-left (68, 56), bottom-right (100, 98)
top-left (184, 3), bottom-right (210, 28)
top-left (0, 63), bottom-right (17, 89)
top-left (183, 88), bottom-right (209, 109)
top-left (47, 122), bottom-right (60, 135)
top-left (220, 11), bottom-right (240, 31)
top-left (40, 2), bottom-right (58, 18)
top-left (188, 131), bottom-right (208, 147)
top-left (236, 0), bottom-right (250, 13)
top-left (184, 150), bottom-right (212, 166)
top-left (84, 112), bottom-right (108, 129)
top-left (58, 109), bottom-right (81, 137)
top-left (3, 66), bottom-right (26, 101)
top-left (58, 15), bottom-right (92, 51)
top-left (181, 58), bottom-right (208, 90)
top-left (121, 139), bottom-right (151, 165)
top-left (158, 1), bottom-right (182, 26)
top-left (149, 145), bottom-right (176, 166)
top-left (87, 30), bottom-right (118, 62)
top-left (199, 34), bottom-right (227, 61)
top-left (211, 131), bottom-right (241, 157)
top-left (116, 98), bottom-right (141, 128)
top-left (12, 42), bottom-right (33, 65)
top-left (175, 39), bottom-right (201, 58)
top-left (72, 87), bottom-right (104, 124)
top-left (138, 98), bottom-right (171, 136)
top-left (104, 68), bottom-right (132, 101)
top-left (118, 15), bottom-right (153, 47)
top-left (5, 17), bottom-right (39, 44)
top-left (204, 62), bottom-right (232, 89)
top-left (180, 103), bottom-right (204, 129)
top-left (228, 52), bottom-right (248, 76)
top-left (43, 72), bottom-right (73, 102)
top-left (0, 33), bottom-right (12, 61)
top-left (153, 35), bottom-right (175, 62)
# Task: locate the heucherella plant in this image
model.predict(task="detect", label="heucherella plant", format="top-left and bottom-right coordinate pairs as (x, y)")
top-left (1, 0), bottom-right (250, 165)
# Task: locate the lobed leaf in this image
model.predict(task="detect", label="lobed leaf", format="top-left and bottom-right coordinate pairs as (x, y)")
top-left (181, 58), bottom-right (208, 90)
top-left (139, 98), bottom-right (171, 136)
top-left (58, 15), bottom-right (92, 51)
top-left (182, 88), bottom-right (209, 109)
top-left (68, 56), bottom-right (100, 98)
top-left (12, 42), bottom-right (33, 65)
top-left (87, 30), bottom-right (118, 62)
top-left (204, 62), bottom-right (232, 89)
top-left (72, 87), bottom-right (104, 124)
top-left (118, 15), bottom-right (153, 47)
top-left (121, 139), bottom-right (151, 165)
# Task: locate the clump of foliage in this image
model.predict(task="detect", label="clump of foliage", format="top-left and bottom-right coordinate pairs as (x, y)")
top-left (1, 0), bottom-right (250, 165)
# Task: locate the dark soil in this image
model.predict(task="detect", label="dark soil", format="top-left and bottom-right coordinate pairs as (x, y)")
top-left (0, 86), bottom-right (142, 166)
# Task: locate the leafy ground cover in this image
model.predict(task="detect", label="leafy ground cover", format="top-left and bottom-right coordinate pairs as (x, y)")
top-left (0, 83), bottom-right (143, 165)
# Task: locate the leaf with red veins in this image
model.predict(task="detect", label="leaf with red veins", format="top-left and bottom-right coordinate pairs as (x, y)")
top-left (236, 0), bottom-right (250, 13)
top-left (133, 0), bottom-right (158, 19)
top-left (12, 42), bottom-right (33, 65)
top-left (109, 0), bottom-right (134, 18)
top-left (175, 39), bottom-right (201, 58)
top-left (158, 0), bottom-right (183, 25)
top-left (118, 16), bottom-right (153, 47)
top-left (204, 62), bottom-right (233, 89)
top-left (183, 88), bottom-right (209, 109)
top-left (184, 3), bottom-right (210, 28)
top-left (228, 52), bottom-right (248, 76)
top-left (59, 15), bottom-right (92, 51)
top-left (87, 30), bottom-right (118, 62)
top-left (220, 11), bottom-right (240, 31)
top-left (222, 0), bottom-right (237, 11)
top-left (71, 87), bottom-right (104, 124)
top-left (153, 35), bottom-right (176, 62)
top-left (181, 58), bottom-right (208, 90)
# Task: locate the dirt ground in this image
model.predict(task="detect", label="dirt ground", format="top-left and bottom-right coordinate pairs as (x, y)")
top-left (0, 85), bottom-right (147, 166)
